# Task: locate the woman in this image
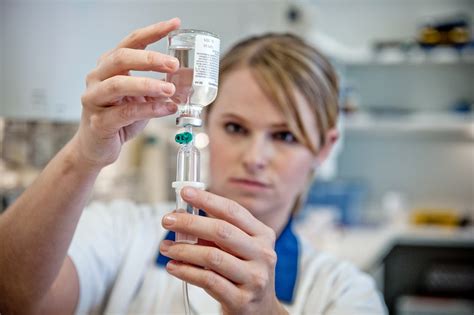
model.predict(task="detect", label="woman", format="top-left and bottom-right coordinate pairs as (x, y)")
top-left (0, 18), bottom-right (386, 314)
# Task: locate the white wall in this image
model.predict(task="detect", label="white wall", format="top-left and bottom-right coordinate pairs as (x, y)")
top-left (1, 0), bottom-right (289, 121)
top-left (339, 133), bottom-right (474, 213)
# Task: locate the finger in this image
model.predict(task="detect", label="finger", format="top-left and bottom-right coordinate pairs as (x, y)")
top-left (121, 119), bottom-right (150, 141)
top-left (180, 188), bottom-right (269, 237)
top-left (160, 240), bottom-right (250, 284)
top-left (117, 18), bottom-right (181, 50)
top-left (166, 260), bottom-right (243, 309)
top-left (162, 213), bottom-right (260, 260)
top-left (91, 48), bottom-right (179, 82)
top-left (90, 101), bottom-right (177, 133)
top-left (84, 76), bottom-right (175, 106)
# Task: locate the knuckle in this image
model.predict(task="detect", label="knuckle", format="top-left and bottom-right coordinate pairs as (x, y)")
top-left (202, 271), bottom-right (217, 290)
top-left (119, 104), bottom-right (137, 121)
top-left (145, 51), bottom-right (156, 66)
top-left (106, 78), bottom-right (121, 95)
top-left (204, 191), bottom-right (213, 206)
top-left (81, 92), bottom-right (90, 107)
top-left (126, 30), bottom-right (143, 48)
top-left (251, 269), bottom-right (269, 291)
top-left (111, 48), bottom-right (127, 67)
top-left (266, 227), bottom-right (277, 245)
top-left (180, 213), bottom-right (195, 229)
top-left (225, 200), bottom-right (240, 219)
top-left (97, 50), bottom-right (110, 65)
top-left (128, 30), bottom-right (140, 42)
top-left (215, 222), bottom-right (232, 240)
top-left (206, 248), bottom-right (223, 269)
top-left (261, 247), bottom-right (277, 266)
top-left (142, 78), bottom-right (154, 93)
top-left (85, 71), bottom-right (96, 86)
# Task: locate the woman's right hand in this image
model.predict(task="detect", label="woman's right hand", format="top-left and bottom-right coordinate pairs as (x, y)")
top-left (75, 18), bottom-right (181, 169)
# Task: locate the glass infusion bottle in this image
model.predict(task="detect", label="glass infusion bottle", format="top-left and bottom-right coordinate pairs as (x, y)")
top-left (166, 29), bottom-right (220, 127)
top-left (167, 29), bottom-right (220, 244)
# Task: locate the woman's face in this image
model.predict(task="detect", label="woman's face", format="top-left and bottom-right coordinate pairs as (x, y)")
top-left (206, 68), bottom-right (318, 226)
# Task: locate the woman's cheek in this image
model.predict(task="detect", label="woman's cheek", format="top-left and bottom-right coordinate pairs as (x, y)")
top-left (279, 155), bottom-right (313, 191)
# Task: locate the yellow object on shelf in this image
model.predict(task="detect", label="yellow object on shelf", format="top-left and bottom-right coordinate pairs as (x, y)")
top-left (410, 208), bottom-right (461, 227)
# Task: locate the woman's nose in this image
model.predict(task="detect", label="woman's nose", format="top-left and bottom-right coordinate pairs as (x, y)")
top-left (242, 135), bottom-right (272, 173)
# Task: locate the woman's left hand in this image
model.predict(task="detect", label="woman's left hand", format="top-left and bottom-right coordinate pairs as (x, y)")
top-left (160, 187), bottom-right (288, 315)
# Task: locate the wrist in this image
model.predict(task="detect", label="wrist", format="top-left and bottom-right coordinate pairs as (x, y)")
top-left (64, 133), bottom-right (104, 175)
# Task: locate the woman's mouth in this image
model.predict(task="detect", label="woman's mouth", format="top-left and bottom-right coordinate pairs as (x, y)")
top-left (228, 178), bottom-right (272, 191)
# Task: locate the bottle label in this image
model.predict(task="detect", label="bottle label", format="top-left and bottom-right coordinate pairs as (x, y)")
top-left (193, 34), bottom-right (220, 88)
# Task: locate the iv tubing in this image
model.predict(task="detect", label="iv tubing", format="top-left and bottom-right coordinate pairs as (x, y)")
top-left (183, 126), bottom-right (192, 314)
top-left (183, 281), bottom-right (191, 315)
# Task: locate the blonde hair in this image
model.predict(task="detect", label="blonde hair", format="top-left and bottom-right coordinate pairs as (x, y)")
top-left (206, 33), bottom-right (339, 212)
top-left (207, 33), bottom-right (339, 154)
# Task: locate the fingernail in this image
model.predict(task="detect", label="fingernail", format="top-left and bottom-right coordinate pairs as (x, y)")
top-left (163, 83), bottom-right (175, 95)
top-left (166, 260), bottom-right (177, 271)
top-left (168, 17), bottom-right (180, 24)
top-left (182, 187), bottom-right (197, 199)
top-left (166, 58), bottom-right (178, 69)
top-left (160, 240), bottom-right (172, 253)
top-left (163, 214), bottom-right (177, 226)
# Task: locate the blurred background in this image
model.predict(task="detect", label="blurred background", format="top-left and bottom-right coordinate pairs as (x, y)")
top-left (0, 0), bottom-right (473, 314)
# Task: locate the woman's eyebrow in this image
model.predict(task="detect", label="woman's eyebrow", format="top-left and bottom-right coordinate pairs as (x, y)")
top-left (220, 113), bottom-right (289, 129)
top-left (270, 123), bottom-right (289, 129)
top-left (220, 113), bottom-right (246, 122)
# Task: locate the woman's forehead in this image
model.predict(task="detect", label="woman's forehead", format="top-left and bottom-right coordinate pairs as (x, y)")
top-left (213, 69), bottom-right (288, 126)
top-left (213, 68), bottom-right (316, 131)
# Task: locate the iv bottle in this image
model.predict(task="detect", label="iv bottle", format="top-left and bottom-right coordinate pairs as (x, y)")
top-left (166, 29), bottom-right (220, 127)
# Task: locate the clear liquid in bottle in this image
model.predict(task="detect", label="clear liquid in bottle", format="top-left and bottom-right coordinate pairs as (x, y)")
top-left (167, 45), bottom-right (218, 109)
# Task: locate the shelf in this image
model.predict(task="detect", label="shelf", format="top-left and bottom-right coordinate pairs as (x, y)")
top-left (310, 29), bottom-right (474, 66)
top-left (334, 47), bottom-right (474, 66)
top-left (343, 112), bottom-right (474, 135)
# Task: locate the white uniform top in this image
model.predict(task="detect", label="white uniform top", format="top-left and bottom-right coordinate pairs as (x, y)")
top-left (68, 200), bottom-right (387, 315)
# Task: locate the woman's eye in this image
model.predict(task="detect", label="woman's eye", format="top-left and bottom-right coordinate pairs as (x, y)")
top-left (273, 131), bottom-right (298, 143)
top-left (224, 122), bottom-right (246, 135)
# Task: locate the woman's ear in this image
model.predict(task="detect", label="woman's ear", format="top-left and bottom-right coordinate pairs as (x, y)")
top-left (314, 128), bottom-right (339, 168)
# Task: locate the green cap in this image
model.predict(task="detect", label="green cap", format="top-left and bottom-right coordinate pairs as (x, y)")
top-left (175, 132), bottom-right (193, 144)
